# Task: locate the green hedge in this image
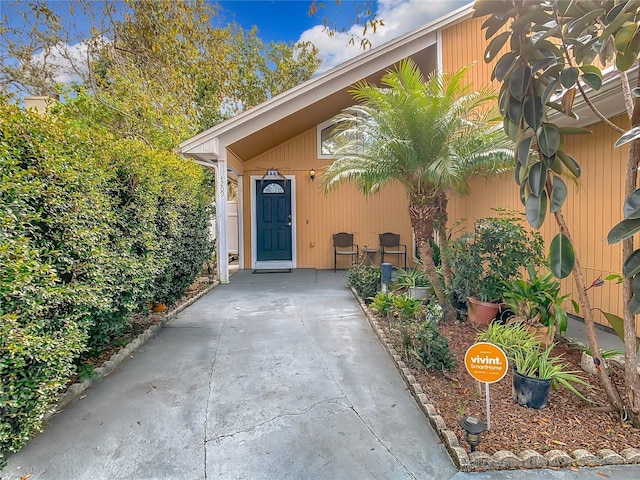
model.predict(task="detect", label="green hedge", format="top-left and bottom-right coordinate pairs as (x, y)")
top-left (0, 99), bottom-right (214, 464)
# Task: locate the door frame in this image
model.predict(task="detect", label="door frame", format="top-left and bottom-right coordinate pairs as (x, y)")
top-left (250, 175), bottom-right (297, 269)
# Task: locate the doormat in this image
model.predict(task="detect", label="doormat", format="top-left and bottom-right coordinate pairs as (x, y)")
top-left (252, 269), bottom-right (292, 274)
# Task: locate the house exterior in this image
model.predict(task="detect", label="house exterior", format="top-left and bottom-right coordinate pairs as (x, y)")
top-left (179, 3), bottom-right (639, 336)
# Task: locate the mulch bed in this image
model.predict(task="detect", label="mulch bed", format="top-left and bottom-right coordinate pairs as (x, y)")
top-left (382, 318), bottom-right (640, 457)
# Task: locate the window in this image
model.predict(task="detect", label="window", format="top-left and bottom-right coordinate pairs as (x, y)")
top-left (262, 182), bottom-right (285, 194)
top-left (317, 119), bottom-right (337, 159)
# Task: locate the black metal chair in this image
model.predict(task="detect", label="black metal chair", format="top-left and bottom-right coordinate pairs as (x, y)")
top-left (333, 232), bottom-right (359, 272)
top-left (379, 232), bottom-right (407, 269)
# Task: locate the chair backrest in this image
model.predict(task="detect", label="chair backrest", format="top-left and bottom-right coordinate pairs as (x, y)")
top-left (333, 232), bottom-right (354, 248)
top-left (379, 232), bottom-right (400, 248)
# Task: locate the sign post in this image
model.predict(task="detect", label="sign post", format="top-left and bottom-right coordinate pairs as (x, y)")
top-left (464, 342), bottom-right (508, 431)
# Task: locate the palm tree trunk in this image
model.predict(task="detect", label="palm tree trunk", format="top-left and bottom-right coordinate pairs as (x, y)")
top-left (408, 199), bottom-right (456, 321)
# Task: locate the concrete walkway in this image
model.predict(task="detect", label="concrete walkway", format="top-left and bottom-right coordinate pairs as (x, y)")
top-left (3, 269), bottom-right (640, 480)
top-left (3, 270), bottom-right (455, 479)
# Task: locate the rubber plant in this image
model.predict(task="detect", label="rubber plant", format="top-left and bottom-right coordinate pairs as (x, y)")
top-left (474, 0), bottom-right (640, 424)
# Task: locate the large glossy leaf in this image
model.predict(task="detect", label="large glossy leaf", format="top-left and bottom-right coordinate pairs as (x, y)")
top-left (493, 52), bottom-right (518, 81)
top-left (473, 0), bottom-right (506, 17)
top-left (614, 126), bottom-right (640, 147)
top-left (550, 175), bottom-right (567, 212)
top-left (524, 95), bottom-right (543, 129)
top-left (633, 274), bottom-right (640, 297)
top-left (616, 32), bottom-right (640, 71)
top-left (567, 9), bottom-right (605, 38)
top-left (560, 67), bottom-right (579, 88)
top-left (542, 77), bottom-right (560, 104)
top-left (537, 123), bottom-right (561, 157)
top-left (579, 65), bottom-right (603, 90)
top-left (623, 249), bottom-right (640, 277)
top-left (483, 14), bottom-right (510, 40)
top-left (532, 56), bottom-right (558, 73)
top-left (549, 233), bottom-right (574, 279)
top-left (615, 22), bottom-right (638, 53)
top-left (525, 191), bottom-right (547, 229)
top-left (510, 64), bottom-right (532, 101)
top-left (508, 95), bottom-right (523, 123)
top-left (630, 295), bottom-right (640, 315)
top-left (557, 149), bottom-right (581, 178)
top-left (485, 31), bottom-right (511, 62)
top-left (599, 310), bottom-right (627, 344)
top-left (632, 87), bottom-right (640, 97)
top-left (517, 136), bottom-right (532, 166)
top-left (607, 218), bottom-right (640, 244)
top-left (561, 88), bottom-right (575, 115)
top-left (550, 154), bottom-right (564, 174)
top-left (528, 162), bottom-right (546, 196)
top-left (623, 188), bottom-right (640, 219)
top-left (601, 12), bottom-right (636, 46)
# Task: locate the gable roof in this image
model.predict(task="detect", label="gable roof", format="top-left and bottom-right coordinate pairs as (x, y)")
top-left (178, 3), bottom-right (475, 163)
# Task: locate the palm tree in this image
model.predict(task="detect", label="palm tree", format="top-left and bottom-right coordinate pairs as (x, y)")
top-left (322, 59), bottom-right (513, 320)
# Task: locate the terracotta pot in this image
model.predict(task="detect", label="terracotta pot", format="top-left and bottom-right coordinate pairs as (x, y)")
top-left (152, 303), bottom-right (167, 313)
top-left (523, 324), bottom-right (555, 347)
top-left (467, 297), bottom-right (499, 326)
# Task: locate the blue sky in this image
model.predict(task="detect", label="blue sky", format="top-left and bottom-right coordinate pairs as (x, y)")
top-left (2, 0), bottom-right (471, 84)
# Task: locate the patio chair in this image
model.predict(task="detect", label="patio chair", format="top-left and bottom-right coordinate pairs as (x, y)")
top-left (333, 232), bottom-right (359, 272)
top-left (379, 232), bottom-right (407, 269)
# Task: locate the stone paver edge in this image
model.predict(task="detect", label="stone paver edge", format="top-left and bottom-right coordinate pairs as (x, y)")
top-left (43, 281), bottom-right (220, 421)
top-left (349, 287), bottom-right (640, 473)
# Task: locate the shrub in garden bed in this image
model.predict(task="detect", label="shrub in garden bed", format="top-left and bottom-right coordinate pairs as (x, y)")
top-left (347, 264), bottom-right (381, 303)
top-left (0, 98), bottom-right (215, 464)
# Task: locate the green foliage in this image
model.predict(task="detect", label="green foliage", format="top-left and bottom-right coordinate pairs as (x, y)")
top-left (393, 268), bottom-right (430, 288)
top-left (346, 265), bottom-right (380, 302)
top-left (322, 59), bottom-right (514, 316)
top-left (412, 320), bottom-right (456, 371)
top-left (391, 293), bottom-right (423, 322)
top-left (503, 265), bottom-right (571, 335)
top-left (476, 321), bottom-right (540, 360)
top-left (449, 210), bottom-right (545, 303)
top-left (368, 292), bottom-right (394, 319)
top-left (0, 97), bottom-right (215, 460)
top-left (513, 343), bottom-right (592, 402)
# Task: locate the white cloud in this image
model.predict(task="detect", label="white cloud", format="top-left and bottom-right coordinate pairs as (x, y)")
top-left (300, 0), bottom-right (471, 73)
top-left (31, 40), bottom-right (91, 85)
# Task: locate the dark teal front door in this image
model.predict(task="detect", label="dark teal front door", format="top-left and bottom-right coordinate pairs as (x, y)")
top-left (256, 179), bottom-right (292, 261)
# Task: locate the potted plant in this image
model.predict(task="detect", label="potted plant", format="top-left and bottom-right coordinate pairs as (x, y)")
top-left (449, 210), bottom-right (545, 325)
top-left (512, 342), bottom-right (591, 409)
top-left (502, 265), bottom-right (574, 345)
top-left (393, 268), bottom-right (432, 299)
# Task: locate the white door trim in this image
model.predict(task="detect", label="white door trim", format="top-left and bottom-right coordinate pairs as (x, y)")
top-left (250, 175), bottom-right (296, 270)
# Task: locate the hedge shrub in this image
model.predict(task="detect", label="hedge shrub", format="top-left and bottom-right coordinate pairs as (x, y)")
top-left (0, 98), bottom-right (215, 464)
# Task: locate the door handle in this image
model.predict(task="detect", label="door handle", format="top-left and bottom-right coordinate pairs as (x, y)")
top-left (287, 222), bottom-right (292, 226)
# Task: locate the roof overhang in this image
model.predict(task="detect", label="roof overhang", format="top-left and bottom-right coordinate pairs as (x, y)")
top-left (179, 3), bottom-right (475, 162)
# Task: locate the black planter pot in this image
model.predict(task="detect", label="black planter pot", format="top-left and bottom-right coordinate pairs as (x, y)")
top-left (512, 369), bottom-right (552, 409)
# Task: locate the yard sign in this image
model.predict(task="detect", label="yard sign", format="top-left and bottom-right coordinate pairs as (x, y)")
top-left (464, 342), bottom-right (508, 430)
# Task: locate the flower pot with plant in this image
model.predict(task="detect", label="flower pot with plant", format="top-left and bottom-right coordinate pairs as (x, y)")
top-left (503, 265), bottom-right (574, 346)
top-left (512, 342), bottom-right (591, 409)
top-left (393, 268), bottom-right (432, 299)
top-left (449, 210), bottom-right (545, 325)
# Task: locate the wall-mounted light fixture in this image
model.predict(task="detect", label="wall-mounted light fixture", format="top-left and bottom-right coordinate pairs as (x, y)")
top-left (309, 168), bottom-right (316, 181)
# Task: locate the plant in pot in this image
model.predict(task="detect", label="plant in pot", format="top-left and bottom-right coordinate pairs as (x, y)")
top-left (512, 342), bottom-right (591, 409)
top-left (449, 210), bottom-right (545, 325)
top-left (393, 268), bottom-right (432, 300)
top-left (502, 265), bottom-right (575, 346)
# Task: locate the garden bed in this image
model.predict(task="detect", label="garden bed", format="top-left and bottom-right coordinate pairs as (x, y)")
top-left (357, 293), bottom-right (640, 471)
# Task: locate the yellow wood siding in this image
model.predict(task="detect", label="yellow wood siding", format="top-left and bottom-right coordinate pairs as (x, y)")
top-left (448, 115), bottom-right (635, 335)
top-left (440, 15), bottom-right (501, 90)
top-left (240, 128), bottom-right (413, 269)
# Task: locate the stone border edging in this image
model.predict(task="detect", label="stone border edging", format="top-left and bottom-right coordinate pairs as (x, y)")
top-left (349, 287), bottom-right (640, 472)
top-left (44, 281), bottom-right (219, 421)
